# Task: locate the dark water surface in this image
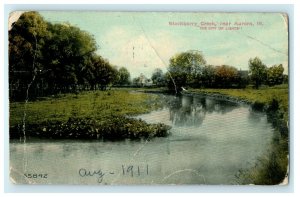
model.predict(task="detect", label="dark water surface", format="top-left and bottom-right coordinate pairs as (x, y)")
top-left (10, 94), bottom-right (274, 184)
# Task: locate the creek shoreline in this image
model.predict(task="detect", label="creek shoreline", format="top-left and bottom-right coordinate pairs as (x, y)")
top-left (9, 90), bottom-right (173, 141)
top-left (180, 90), bottom-right (289, 185)
top-left (182, 91), bottom-right (252, 105)
top-left (139, 89), bottom-right (261, 108)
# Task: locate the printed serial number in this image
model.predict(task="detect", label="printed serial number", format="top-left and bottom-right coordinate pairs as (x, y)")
top-left (24, 173), bottom-right (48, 178)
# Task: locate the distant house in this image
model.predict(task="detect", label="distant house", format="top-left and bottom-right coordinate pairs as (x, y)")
top-left (144, 79), bottom-right (153, 86)
top-left (135, 73), bottom-right (153, 87)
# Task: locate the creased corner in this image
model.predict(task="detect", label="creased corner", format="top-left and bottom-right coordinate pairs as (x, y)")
top-left (8, 11), bottom-right (25, 30)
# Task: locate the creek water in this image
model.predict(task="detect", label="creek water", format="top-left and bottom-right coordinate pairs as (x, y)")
top-left (10, 94), bottom-right (274, 184)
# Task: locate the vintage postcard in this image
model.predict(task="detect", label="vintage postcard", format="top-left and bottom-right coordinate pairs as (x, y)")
top-left (9, 11), bottom-right (289, 185)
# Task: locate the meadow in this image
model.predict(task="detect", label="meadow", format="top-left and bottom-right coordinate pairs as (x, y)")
top-left (9, 90), bottom-right (170, 140)
top-left (189, 84), bottom-right (289, 122)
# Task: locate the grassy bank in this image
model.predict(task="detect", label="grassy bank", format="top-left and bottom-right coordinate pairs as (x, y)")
top-left (189, 84), bottom-right (288, 122)
top-left (189, 84), bottom-right (289, 185)
top-left (10, 89), bottom-right (170, 140)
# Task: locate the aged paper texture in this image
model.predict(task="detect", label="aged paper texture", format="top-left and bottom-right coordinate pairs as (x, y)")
top-left (9, 11), bottom-right (289, 185)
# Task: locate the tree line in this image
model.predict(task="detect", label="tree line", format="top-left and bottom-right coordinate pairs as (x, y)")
top-left (9, 12), bottom-right (287, 101)
top-left (150, 51), bottom-right (287, 92)
top-left (9, 12), bottom-right (130, 101)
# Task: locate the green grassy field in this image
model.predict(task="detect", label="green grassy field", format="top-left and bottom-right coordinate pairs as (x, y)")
top-left (10, 89), bottom-right (162, 126)
top-left (9, 89), bottom-right (170, 140)
top-left (189, 84), bottom-right (289, 122)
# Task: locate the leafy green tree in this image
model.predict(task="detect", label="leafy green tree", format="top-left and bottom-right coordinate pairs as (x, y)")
top-left (167, 50), bottom-right (206, 92)
top-left (151, 68), bottom-right (166, 87)
top-left (9, 11), bottom-right (118, 98)
top-left (215, 65), bottom-right (238, 88)
top-left (201, 65), bottom-right (216, 87)
top-left (9, 11), bottom-right (49, 100)
top-left (44, 23), bottom-right (97, 93)
top-left (132, 77), bottom-right (140, 87)
top-left (249, 57), bottom-right (267, 89)
top-left (237, 70), bottom-right (250, 88)
top-left (115, 67), bottom-right (131, 85)
top-left (267, 64), bottom-right (284, 86)
top-left (98, 58), bottom-right (118, 90)
top-left (91, 56), bottom-right (118, 90)
top-left (283, 74), bottom-right (288, 84)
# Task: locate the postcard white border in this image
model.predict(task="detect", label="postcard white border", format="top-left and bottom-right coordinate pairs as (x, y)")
top-left (2, 3), bottom-right (296, 194)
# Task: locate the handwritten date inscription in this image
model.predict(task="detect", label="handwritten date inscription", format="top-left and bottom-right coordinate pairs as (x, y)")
top-left (78, 164), bottom-right (149, 183)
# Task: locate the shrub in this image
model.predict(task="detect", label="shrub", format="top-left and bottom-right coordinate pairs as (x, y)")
top-left (10, 115), bottom-right (171, 140)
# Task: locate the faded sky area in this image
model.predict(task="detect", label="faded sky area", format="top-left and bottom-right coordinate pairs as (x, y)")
top-left (40, 11), bottom-right (288, 78)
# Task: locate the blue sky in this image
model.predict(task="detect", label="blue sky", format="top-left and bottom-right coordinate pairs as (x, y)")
top-left (40, 11), bottom-right (288, 78)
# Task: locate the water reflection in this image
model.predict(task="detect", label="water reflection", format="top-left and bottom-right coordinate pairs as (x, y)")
top-left (165, 95), bottom-right (239, 127)
top-left (248, 110), bottom-right (264, 124)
